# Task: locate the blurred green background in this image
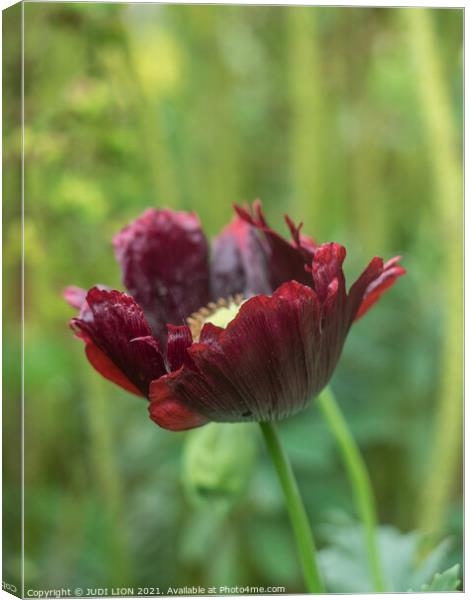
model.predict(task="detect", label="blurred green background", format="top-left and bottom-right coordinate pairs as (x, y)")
top-left (3, 3), bottom-right (463, 593)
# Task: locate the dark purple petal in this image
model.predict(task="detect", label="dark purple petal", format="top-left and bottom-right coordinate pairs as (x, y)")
top-left (211, 215), bottom-right (271, 298)
top-left (235, 201), bottom-right (314, 291)
top-left (71, 288), bottom-right (166, 395)
top-left (149, 281), bottom-right (349, 428)
top-left (284, 214), bottom-right (317, 263)
top-left (113, 209), bottom-right (211, 336)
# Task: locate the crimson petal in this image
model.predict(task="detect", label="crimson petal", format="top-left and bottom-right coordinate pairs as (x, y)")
top-left (166, 325), bottom-right (194, 371)
top-left (64, 284), bottom-right (111, 321)
top-left (311, 243), bottom-right (347, 303)
top-left (353, 256), bottom-right (406, 321)
top-left (72, 288), bottom-right (166, 395)
top-left (113, 209), bottom-right (211, 337)
top-left (149, 376), bottom-right (210, 431)
top-left (309, 244), bottom-right (350, 366)
top-left (149, 281), bottom-right (351, 429)
top-left (199, 322), bottom-right (224, 345)
top-left (85, 341), bottom-right (143, 396)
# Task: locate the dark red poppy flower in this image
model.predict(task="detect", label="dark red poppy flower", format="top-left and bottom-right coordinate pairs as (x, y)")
top-left (65, 201), bottom-right (405, 431)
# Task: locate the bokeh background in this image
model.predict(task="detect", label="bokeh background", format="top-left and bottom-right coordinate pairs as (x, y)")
top-left (3, 3), bottom-right (463, 594)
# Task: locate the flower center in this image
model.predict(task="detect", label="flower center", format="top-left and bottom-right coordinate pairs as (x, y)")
top-left (187, 294), bottom-right (244, 341)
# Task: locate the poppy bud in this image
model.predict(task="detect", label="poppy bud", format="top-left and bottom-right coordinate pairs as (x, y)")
top-left (182, 422), bottom-right (257, 508)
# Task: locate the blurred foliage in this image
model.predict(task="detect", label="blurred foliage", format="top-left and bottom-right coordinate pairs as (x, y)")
top-left (417, 564), bottom-right (461, 592)
top-left (3, 3), bottom-right (462, 593)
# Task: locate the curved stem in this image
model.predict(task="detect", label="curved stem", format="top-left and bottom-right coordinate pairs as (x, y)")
top-left (317, 387), bottom-right (385, 592)
top-left (260, 421), bottom-right (325, 593)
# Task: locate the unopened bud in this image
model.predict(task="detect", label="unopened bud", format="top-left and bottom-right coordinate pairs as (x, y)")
top-left (182, 422), bottom-right (257, 508)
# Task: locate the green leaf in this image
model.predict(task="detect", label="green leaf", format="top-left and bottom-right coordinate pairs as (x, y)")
top-left (420, 564), bottom-right (461, 592)
top-left (318, 520), bottom-right (455, 593)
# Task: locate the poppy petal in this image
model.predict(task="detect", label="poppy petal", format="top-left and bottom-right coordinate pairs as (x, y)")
top-left (284, 214), bottom-right (317, 262)
top-left (166, 325), bottom-right (194, 371)
top-left (85, 341), bottom-right (143, 396)
top-left (199, 322), bottom-right (224, 345)
top-left (347, 256), bottom-right (384, 322)
top-left (353, 257), bottom-right (406, 321)
top-left (235, 201), bottom-right (314, 291)
top-left (311, 243), bottom-right (347, 303)
top-left (211, 215), bottom-right (271, 298)
top-left (149, 374), bottom-right (209, 431)
top-left (64, 284), bottom-right (112, 325)
top-left (64, 286), bottom-right (87, 310)
top-left (72, 288), bottom-right (166, 395)
top-left (148, 281), bottom-right (347, 428)
top-left (113, 208), bottom-right (211, 337)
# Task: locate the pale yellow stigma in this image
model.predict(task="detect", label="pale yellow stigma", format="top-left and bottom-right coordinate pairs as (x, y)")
top-left (187, 294), bottom-right (244, 341)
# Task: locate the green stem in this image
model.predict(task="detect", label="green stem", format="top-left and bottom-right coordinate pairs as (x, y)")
top-left (260, 421), bottom-right (325, 594)
top-left (317, 387), bottom-right (385, 592)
